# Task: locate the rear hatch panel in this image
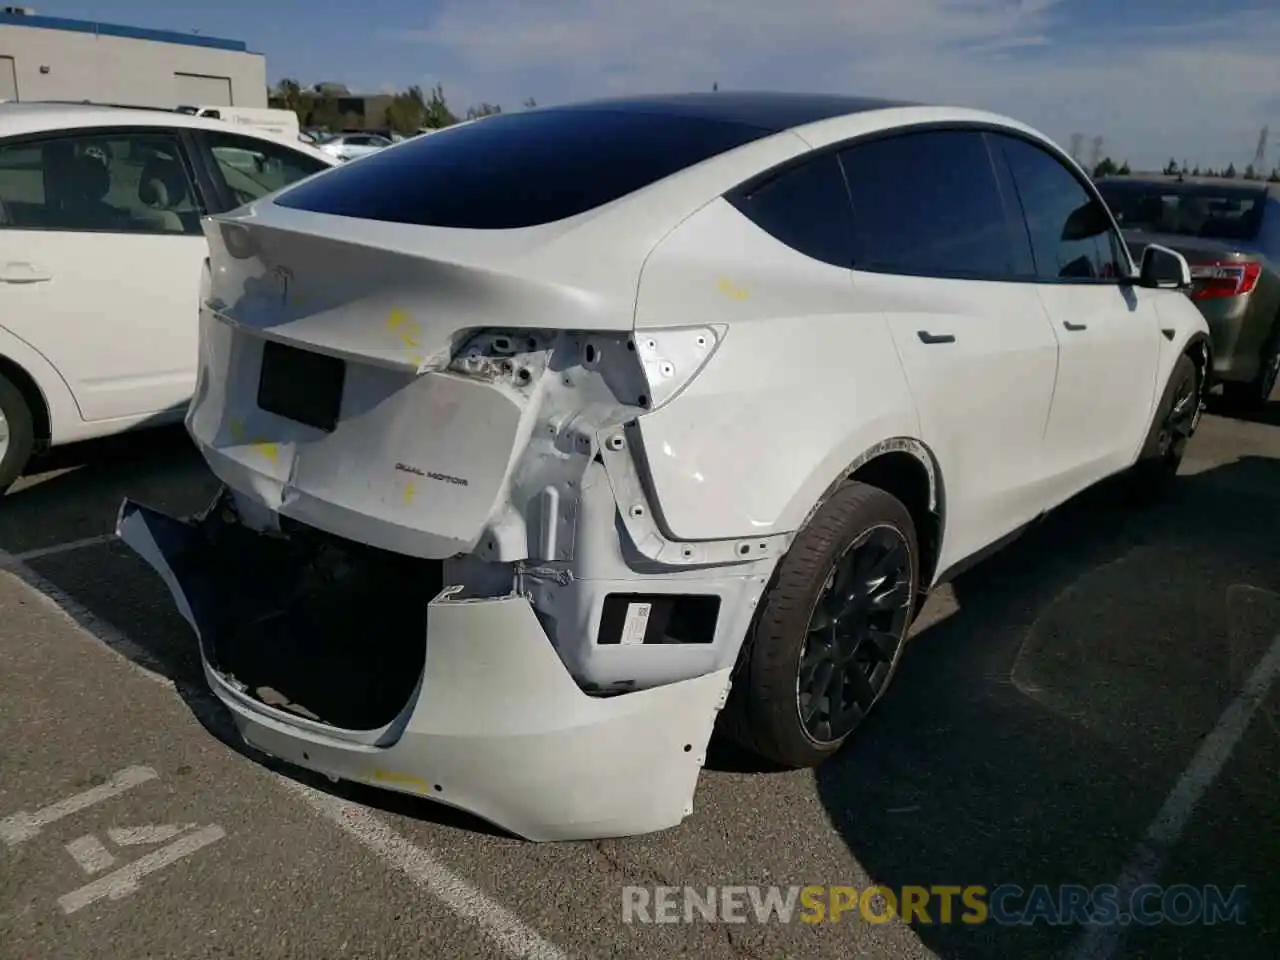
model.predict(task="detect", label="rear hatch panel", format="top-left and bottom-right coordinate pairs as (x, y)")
top-left (191, 213), bottom-right (652, 560)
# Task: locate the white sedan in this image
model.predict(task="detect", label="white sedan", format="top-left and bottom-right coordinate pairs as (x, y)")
top-left (315, 132), bottom-right (394, 162)
top-left (0, 102), bottom-right (340, 488)
top-left (118, 93), bottom-right (1210, 842)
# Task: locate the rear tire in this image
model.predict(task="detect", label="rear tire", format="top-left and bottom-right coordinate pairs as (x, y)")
top-left (722, 481), bottom-right (919, 769)
top-left (0, 373), bottom-right (35, 493)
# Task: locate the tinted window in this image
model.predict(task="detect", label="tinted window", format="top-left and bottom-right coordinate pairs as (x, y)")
top-left (204, 131), bottom-right (331, 206)
top-left (996, 135), bottom-right (1126, 281)
top-left (728, 154), bottom-right (856, 267)
top-left (0, 131), bottom-right (201, 234)
top-left (274, 108), bottom-right (773, 229)
top-left (838, 129), bottom-right (1030, 279)
top-left (1095, 180), bottom-right (1266, 242)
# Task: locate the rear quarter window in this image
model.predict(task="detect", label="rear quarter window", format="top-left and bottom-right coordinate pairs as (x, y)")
top-left (273, 108), bottom-right (772, 229)
top-left (727, 153), bottom-right (857, 268)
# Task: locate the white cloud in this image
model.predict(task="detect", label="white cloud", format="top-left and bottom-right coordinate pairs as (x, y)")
top-left (381, 0), bottom-right (1278, 170)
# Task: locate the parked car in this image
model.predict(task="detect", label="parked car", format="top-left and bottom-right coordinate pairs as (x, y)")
top-left (118, 92), bottom-right (1210, 842)
top-left (315, 132), bottom-right (394, 162)
top-left (1095, 175), bottom-right (1280, 407)
top-left (175, 105), bottom-right (303, 143)
top-left (0, 102), bottom-right (340, 488)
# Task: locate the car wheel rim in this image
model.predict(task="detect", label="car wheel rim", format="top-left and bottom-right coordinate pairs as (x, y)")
top-left (1158, 374), bottom-right (1197, 459)
top-left (0, 409), bottom-right (8, 463)
top-left (795, 524), bottom-right (914, 745)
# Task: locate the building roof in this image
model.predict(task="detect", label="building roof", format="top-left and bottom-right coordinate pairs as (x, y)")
top-left (0, 10), bottom-right (247, 52)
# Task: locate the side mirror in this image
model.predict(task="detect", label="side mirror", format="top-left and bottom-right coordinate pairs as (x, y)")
top-left (1139, 244), bottom-right (1192, 290)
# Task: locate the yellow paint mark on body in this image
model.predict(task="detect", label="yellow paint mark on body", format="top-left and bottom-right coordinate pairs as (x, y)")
top-left (717, 277), bottom-right (749, 300)
top-left (373, 769), bottom-right (430, 792)
top-left (403, 483), bottom-right (416, 504)
top-left (387, 307), bottom-right (423, 350)
top-left (227, 419), bottom-right (278, 463)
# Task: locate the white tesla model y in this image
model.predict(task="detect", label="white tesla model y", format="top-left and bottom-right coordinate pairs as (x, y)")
top-left (118, 93), bottom-right (1211, 841)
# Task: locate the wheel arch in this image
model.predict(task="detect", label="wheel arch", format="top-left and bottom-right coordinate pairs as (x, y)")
top-left (795, 436), bottom-right (945, 594)
top-left (0, 353), bottom-right (51, 446)
top-left (0, 322), bottom-right (87, 448)
top-left (1182, 330), bottom-right (1213, 400)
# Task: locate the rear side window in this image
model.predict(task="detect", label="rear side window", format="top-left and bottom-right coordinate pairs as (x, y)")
top-left (273, 108), bottom-right (772, 229)
top-left (1095, 180), bottom-right (1266, 243)
top-left (838, 129), bottom-right (1031, 280)
top-left (727, 153), bottom-right (856, 268)
top-left (203, 131), bottom-right (331, 206)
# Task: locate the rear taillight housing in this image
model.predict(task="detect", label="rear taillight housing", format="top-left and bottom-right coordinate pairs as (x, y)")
top-left (1188, 260), bottom-right (1262, 301)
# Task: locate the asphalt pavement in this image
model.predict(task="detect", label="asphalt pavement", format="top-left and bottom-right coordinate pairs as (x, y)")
top-left (1, 398), bottom-right (1278, 960)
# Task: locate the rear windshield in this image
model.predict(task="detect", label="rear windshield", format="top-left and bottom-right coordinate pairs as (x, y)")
top-left (1095, 180), bottom-right (1265, 242)
top-left (272, 107), bottom-right (772, 229)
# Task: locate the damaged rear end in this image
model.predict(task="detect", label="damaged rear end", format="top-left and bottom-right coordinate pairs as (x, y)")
top-left (118, 187), bottom-right (759, 840)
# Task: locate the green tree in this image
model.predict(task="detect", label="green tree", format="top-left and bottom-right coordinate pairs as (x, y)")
top-left (385, 85), bottom-right (429, 135)
top-left (268, 78), bottom-right (307, 124)
top-left (1191, 165), bottom-right (1201, 176)
top-left (1162, 158), bottom-right (1179, 175)
top-left (1270, 167), bottom-right (1280, 183)
top-left (465, 102), bottom-right (503, 120)
top-left (1224, 162), bottom-right (1237, 179)
top-left (523, 97), bottom-right (537, 109)
top-left (1092, 156), bottom-right (1117, 178)
top-left (1243, 163), bottom-right (1259, 180)
top-left (422, 83), bottom-right (458, 129)
top-left (1118, 159), bottom-right (1131, 175)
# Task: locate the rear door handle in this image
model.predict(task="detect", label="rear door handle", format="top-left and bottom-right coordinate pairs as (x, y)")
top-left (917, 330), bottom-right (956, 344)
top-left (1063, 321), bottom-right (1087, 331)
top-left (0, 261), bottom-right (52, 284)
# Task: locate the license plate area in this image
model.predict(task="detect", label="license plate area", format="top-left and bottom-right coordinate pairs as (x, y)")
top-left (257, 340), bottom-right (346, 432)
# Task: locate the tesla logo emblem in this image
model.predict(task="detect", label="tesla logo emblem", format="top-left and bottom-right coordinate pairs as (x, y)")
top-left (270, 266), bottom-right (292, 305)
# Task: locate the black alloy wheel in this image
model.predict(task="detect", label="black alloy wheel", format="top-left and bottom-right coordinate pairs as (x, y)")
top-left (718, 480), bottom-right (919, 769)
top-left (1156, 362), bottom-right (1199, 462)
top-left (796, 524), bottom-right (914, 744)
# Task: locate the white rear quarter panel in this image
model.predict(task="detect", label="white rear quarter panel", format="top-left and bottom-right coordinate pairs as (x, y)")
top-left (632, 197), bottom-right (918, 541)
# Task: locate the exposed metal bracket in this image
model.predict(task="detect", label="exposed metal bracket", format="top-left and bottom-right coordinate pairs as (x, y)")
top-left (594, 426), bottom-right (791, 568)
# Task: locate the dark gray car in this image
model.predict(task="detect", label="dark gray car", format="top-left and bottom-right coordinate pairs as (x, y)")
top-left (1095, 175), bottom-right (1280, 406)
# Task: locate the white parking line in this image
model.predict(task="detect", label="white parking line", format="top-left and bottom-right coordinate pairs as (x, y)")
top-left (0, 765), bottom-right (158, 846)
top-left (1066, 631), bottom-right (1280, 960)
top-left (14, 534), bottom-right (119, 562)
top-left (0, 549), bottom-right (570, 960)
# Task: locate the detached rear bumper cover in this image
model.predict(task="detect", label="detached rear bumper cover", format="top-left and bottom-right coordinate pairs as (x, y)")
top-left (117, 497), bottom-right (731, 842)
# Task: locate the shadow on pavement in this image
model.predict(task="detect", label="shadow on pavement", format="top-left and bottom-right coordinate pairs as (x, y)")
top-left (1205, 391), bottom-right (1280, 429)
top-left (0, 422), bottom-right (213, 556)
top-left (814, 454), bottom-right (1280, 959)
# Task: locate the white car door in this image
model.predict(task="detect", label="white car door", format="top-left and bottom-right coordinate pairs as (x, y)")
top-left (838, 129), bottom-right (1062, 574)
top-left (989, 133), bottom-right (1163, 494)
top-left (0, 128), bottom-right (209, 424)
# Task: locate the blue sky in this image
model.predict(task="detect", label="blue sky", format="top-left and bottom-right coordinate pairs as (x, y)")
top-left (35, 1), bottom-right (1280, 171)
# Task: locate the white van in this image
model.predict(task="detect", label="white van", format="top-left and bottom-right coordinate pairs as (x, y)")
top-left (176, 105), bottom-right (301, 140)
